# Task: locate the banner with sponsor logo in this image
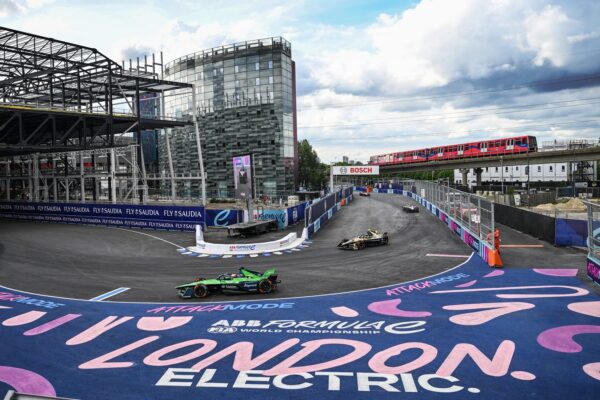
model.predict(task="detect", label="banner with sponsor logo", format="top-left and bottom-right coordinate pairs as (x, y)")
top-left (0, 202), bottom-right (204, 232)
top-left (587, 256), bottom-right (600, 284)
top-left (233, 154), bottom-right (253, 199)
top-left (0, 255), bottom-right (598, 400)
top-left (286, 202), bottom-right (308, 226)
top-left (333, 166), bottom-right (379, 175)
top-left (254, 209), bottom-right (288, 230)
top-left (205, 209), bottom-right (244, 227)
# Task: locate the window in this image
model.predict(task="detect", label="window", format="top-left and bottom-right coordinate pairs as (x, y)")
top-left (255, 77), bottom-right (260, 85)
top-left (549, 166), bottom-right (553, 172)
top-left (495, 167), bottom-right (498, 172)
top-left (213, 69), bottom-right (217, 77)
top-left (537, 166), bottom-right (541, 172)
top-left (561, 165), bottom-right (566, 172)
top-left (235, 65), bottom-right (239, 73)
top-left (255, 62), bottom-right (260, 70)
top-left (271, 160), bottom-right (276, 165)
top-left (270, 109), bottom-right (274, 114)
top-left (268, 76), bottom-right (274, 84)
top-left (271, 140), bottom-right (275, 144)
top-left (268, 61), bottom-right (273, 69)
top-left (505, 167), bottom-right (508, 172)
top-left (516, 166), bottom-right (519, 171)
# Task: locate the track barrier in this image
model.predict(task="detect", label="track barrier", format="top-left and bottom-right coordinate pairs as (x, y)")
top-left (305, 187), bottom-right (353, 238)
top-left (187, 225), bottom-right (309, 256)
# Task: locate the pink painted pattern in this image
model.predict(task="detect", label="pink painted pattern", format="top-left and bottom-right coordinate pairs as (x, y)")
top-left (0, 366), bottom-right (56, 396)
top-left (24, 314), bottom-right (81, 336)
top-left (455, 280), bottom-right (477, 288)
top-left (368, 299), bottom-right (432, 318)
top-left (443, 302), bottom-right (535, 326)
top-left (511, 371), bottom-right (536, 380)
top-left (583, 362), bottom-right (600, 381)
top-left (483, 269), bottom-right (504, 278)
top-left (567, 301), bottom-right (600, 318)
top-left (537, 325), bottom-right (600, 353)
top-left (331, 306), bottom-right (359, 317)
top-left (533, 269), bottom-right (578, 277)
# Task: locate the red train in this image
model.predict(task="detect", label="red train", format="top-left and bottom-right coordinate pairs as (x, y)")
top-left (369, 135), bottom-right (537, 166)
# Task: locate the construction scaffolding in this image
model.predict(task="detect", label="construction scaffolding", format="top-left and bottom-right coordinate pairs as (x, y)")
top-left (0, 146), bottom-right (146, 203)
top-left (0, 26), bottom-right (202, 203)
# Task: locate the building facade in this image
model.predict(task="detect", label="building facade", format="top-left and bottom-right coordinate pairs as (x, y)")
top-left (160, 37), bottom-right (297, 199)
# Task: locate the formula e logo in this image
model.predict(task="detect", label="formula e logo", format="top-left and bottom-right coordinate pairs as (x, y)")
top-left (214, 210), bottom-right (232, 227)
top-left (207, 326), bottom-right (237, 334)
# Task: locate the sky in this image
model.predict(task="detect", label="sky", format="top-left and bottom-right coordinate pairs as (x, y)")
top-left (2, 0), bottom-right (600, 163)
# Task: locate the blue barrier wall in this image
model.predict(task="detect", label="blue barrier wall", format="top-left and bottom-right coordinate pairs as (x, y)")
top-left (306, 188), bottom-right (353, 238)
top-left (555, 218), bottom-right (588, 247)
top-left (0, 201), bottom-right (205, 231)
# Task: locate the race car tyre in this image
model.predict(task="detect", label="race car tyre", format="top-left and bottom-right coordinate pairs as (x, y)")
top-left (258, 279), bottom-right (273, 294)
top-left (383, 236), bottom-right (389, 245)
top-left (358, 241), bottom-right (366, 250)
top-left (194, 284), bottom-right (209, 298)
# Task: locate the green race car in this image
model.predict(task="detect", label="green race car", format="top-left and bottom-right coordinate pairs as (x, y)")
top-left (176, 267), bottom-right (280, 299)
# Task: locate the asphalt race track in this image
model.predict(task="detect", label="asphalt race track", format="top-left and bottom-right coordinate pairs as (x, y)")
top-left (0, 194), bottom-right (470, 302)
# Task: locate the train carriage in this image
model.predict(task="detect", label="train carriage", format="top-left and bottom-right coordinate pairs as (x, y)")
top-left (370, 136), bottom-right (537, 166)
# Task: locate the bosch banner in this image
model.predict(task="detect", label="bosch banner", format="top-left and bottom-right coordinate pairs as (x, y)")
top-left (333, 166), bottom-right (379, 175)
top-left (233, 154), bottom-right (253, 199)
top-left (0, 202), bottom-right (204, 231)
top-left (0, 256), bottom-right (599, 400)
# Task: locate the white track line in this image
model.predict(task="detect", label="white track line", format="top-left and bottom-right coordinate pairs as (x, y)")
top-left (109, 227), bottom-right (184, 249)
top-left (89, 287), bottom-right (130, 301)
top-left (426, 253), bottom-right (470, 258)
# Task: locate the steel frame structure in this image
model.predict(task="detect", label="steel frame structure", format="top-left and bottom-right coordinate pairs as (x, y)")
top-left (0, 26), bottom-right (207, 203)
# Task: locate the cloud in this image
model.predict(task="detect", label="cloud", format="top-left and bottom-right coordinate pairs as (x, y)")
top-left (0, 0), bottom-right (53, 17)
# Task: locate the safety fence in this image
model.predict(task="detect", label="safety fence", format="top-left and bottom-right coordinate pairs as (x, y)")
top-left (494, 203), bottom-right (556, 243)
top-left (305, 187), bottom-right (353, 238)
top-left (358, 181), bottom-right (499, 266)
top-left (585, 201), bottom-right (600, 285)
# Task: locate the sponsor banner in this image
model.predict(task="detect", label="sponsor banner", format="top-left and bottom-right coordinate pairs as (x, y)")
top-left (0, 201), bottom-right (204, 232)
top-left (286, 202), bottom-right (308, 225)
top-left (333, 166), bottom-right (379, 175)
top-left (587, 256), bottom-right (600, 284)
top-left (233, 154), bottom-right (253, 199)
top-left (255, 209), bottom-right (288, 230)
top-left (0, 256), bottom-right (598, 400)
top-left (205, 209), bottom-right (243, 227)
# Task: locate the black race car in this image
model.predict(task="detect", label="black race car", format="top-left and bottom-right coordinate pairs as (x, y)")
top-left (359, 192), bottom-right (370, 197)
top-left (402, 205), bottom-right (419, 213)
top-left (337, 228), bottom-right (389, 250)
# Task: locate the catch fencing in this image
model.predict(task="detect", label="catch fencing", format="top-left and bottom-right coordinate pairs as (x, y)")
top-left (585, 201), bottom-right (600, 285)
top-left (409, 181), bottom-right (496, 248)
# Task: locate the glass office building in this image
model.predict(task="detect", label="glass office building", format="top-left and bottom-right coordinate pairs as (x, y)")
top-left (160, 37), bottom-right (298, 199)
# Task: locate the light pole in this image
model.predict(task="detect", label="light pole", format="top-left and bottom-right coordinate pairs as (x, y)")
top-left (500, 156), bottom-right (504, 194)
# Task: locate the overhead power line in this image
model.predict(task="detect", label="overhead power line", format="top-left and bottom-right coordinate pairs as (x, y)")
top-left (298, 97), bottom-right (600, 129)
top-left (306, 118), bottom-right (600, 143)
top-left (297, 72), bottom-right (600, 111)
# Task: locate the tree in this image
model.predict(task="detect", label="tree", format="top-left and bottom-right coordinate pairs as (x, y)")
top-left (298, 139), bottom-right (327, 190)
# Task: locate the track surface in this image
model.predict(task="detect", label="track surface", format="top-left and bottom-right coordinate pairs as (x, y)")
top-left (1, 192), bottom-right (594, 302)
top-left (0, 194), bottom-right (469, 302)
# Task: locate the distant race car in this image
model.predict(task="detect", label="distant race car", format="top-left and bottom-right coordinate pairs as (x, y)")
top-left (402, 205), bottom-right (419, 213)
top-left (176, 267), bottom-right (280, 298)
top-left (359, 192), bottom-right (370, 197)
top-left (337, 228), bottom-right (389, 250)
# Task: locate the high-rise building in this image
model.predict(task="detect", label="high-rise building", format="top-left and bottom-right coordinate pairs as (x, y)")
top-left (160, 37), bottom-right (298, 199)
